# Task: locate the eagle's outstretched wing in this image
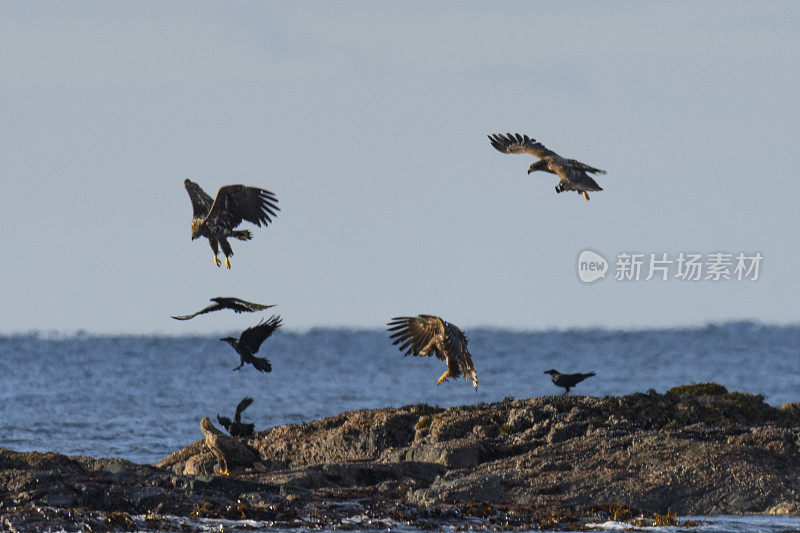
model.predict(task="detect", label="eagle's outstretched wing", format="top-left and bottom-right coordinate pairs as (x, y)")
top-left (183, 179), bottom-right (215, 219)
top-left (387, 315), bottom-right (446, 361)
top-left (205, 185), bottom-right (280, 232)
top-left (489, 133), bottom-right (556, 160)
top-left (234, 397), bottom-right (254, 424)
top-left (238, 315), bottom-right (283, 355)
top-left (489, 133), bottom-right (606, 176)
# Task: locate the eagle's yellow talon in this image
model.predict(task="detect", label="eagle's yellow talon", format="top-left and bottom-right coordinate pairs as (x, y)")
top-left (583, 192), bottom-right (590, 200)
top-left (214, 256), bottom-right (221, 267)
top-left (225, 257), bottom-right (231, 269)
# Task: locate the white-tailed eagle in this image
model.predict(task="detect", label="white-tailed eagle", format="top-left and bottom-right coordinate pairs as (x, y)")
top-left (387, 315), bottom-right (478, 390)
top-left (184, 179), bottom-right (279, 268)
top-left (489, 133), bottom-right (605, 200)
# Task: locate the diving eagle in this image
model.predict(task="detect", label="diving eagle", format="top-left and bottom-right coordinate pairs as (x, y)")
top-left (488, 133), bottom-right (605, 200)
top-left (200, 417), bottom-right (261, 475)
top-left (172, 297), bottom-right (275, 320)
top-left (220, 315), bottom-right (282, 373)
top-left (387, 315), bottom-right (478, 390)
top-left (183, 179), bottom-right (279, 268)
top-left (217, 397), bottom-right (255, 438)
top-left (544, 369), bottom-right (596, 395)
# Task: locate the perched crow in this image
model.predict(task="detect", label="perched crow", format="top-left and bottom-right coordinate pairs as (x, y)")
top-left (544, 369), bottom-right (596, 394)
top-left (183, 179), bottom-right (279, 268)
top-left (217, 397), bottom-right (256, 438)
top-left (387, 315), bottom-right (478, 390)
top-left (220, 315), bottom-right (282, 373)
top-left (172, 297), bottom-right (275, 320)
top-left (489, 133), bottom-right (605, 200)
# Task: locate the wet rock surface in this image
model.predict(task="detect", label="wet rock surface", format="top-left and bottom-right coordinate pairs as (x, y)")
top-left (2, 386), bottom-right (800, 530)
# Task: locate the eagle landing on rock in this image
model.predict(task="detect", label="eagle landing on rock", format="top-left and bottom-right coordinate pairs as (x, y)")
top-left (387, 315), bottom-right (478, 390)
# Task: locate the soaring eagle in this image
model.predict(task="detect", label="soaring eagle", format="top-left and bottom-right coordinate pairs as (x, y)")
top-left (220, 315), bottom-right (282, 373)
top-left (183, 179), bottom-right (279, 268)
top-left (200, 417), bottom-right (261, 475)
top-left (172, 297), bottom-right (275, 321)
top-left (217, 397), bottom-right (256, 438)
top-left (387, 315), bottom-right (478, 390)
top-left (489, 133), bottom-right (605, 200)
top-left (544, 369), bottom-right (596, 395)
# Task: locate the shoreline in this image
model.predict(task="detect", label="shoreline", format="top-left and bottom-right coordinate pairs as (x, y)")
top-left (2, 384), bottom-right (800, 530)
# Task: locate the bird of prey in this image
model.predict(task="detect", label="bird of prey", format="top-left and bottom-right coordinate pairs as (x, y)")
top-left (488, 133), bottom-right (606, 200)
top-left (217, 397), bottom-right (256, 438)
top-left (183, 179), bottom-right (279, 269)
top-left (171, 297), bottom-right (275, 321)
top-left (387, 315), bottom-right (478, 390)
top-left (200, 417), bottom-right (261, 475)
top-left (220, 315), bottom-right (282, 373)
top-left (544, 369), bottom-right (596, 395)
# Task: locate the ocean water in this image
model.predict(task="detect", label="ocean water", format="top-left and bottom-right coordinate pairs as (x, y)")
top-left (0, 322), bottom-right (799, 464)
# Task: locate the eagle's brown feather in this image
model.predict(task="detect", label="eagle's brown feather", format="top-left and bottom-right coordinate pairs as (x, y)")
top-left (489, 133), bottom-right (605, 198)
top-left (387, 315), bottom-right (478, 390)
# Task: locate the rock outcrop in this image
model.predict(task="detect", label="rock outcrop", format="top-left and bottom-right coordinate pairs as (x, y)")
top-left (3, 385), bottom-right (800, 530)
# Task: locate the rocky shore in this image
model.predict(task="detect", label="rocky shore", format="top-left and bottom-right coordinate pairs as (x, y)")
top-left (2, 384), bottom-right (800, 531)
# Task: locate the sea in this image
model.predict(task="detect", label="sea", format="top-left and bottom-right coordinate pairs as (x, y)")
top-left (1, 321), bottom-right (799, 463)
top-left (1, 322), bottom-right (799, 531)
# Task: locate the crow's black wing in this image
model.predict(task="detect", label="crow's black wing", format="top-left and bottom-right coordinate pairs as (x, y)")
top-left (211, 297), bottom-right (275, 314)
top-left (233, 397), bottom-right (254, 424)
top-left (171, 300), bottom-right (224, 320)
top-left (217, 415), bottom-right (233, 433)
top-left (238, 315), bottom-right (283, 354)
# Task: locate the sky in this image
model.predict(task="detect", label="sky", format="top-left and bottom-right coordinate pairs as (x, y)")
top-left (0, 1), bottom-right (798, 334)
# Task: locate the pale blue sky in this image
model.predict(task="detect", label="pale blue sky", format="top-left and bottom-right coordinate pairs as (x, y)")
top-left (1, 2), bottom-right (798, 333)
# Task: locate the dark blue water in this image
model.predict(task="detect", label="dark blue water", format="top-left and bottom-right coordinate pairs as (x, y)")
top-left (1, 322), bottom-right (798, 464)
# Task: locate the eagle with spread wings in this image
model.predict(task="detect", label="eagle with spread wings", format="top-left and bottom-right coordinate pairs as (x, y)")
top-left (387, 315), bottom-right (478, 390)
top-left (183, 179), bottom-right (279, 268)
top-left (489, 133), bottom-right (605, 200)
